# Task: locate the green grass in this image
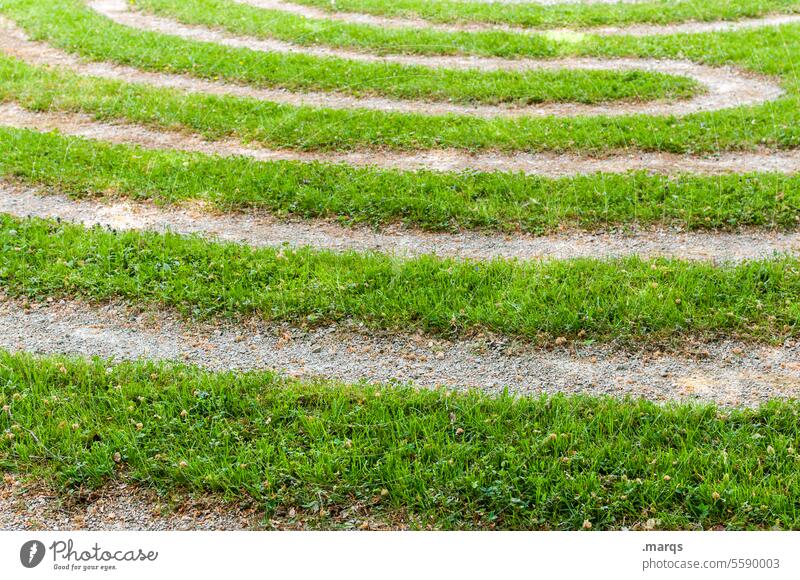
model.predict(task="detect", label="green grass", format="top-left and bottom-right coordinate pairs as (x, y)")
top-left (2, 350), bottom-right (799, 530)
top-left (4, 127), bottom-right (800, 233)
top-left (1, 215), bottom-right (799, 344)
top-left (0, 0), bottom-right (705, 106)
top-left (288, 0), bottom-right (800, 29)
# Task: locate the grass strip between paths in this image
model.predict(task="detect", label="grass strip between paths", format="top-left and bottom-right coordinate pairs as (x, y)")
top-left (287, 0), bottom-right (800, 29)
top-left (1, 215), bottom-right (799, 344)
top-left (2, 351), bottom-right (800, 529)
top-left (3, 127), bottom-right (800, 233)
top-left (131, 0), bottom-right (800, 60)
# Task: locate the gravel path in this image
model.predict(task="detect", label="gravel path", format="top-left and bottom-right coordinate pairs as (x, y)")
top-left (4, 102), bottom-right (800, 177)
top-left (4, 183), bottom-right (800, 262)
top-left (0, 474), bottom-right (261, 531)
top-left (85, 0), bottom-right (784, 119)
top-left (1, 295), bottom-right (798, 407)
top-left (238, 0), bottom-right (800, 38)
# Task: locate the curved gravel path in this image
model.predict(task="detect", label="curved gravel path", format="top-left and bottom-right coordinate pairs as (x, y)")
top-left (3, 183), bottom-right (800, 262)
top-left (0, 295), bottom-right (798, 407)
top-left (236, 0), bottom-right (800, 38)
top-left (3, 101), bottom-right (800, 177)
top-left (86, 0), bottom-right (784, 119)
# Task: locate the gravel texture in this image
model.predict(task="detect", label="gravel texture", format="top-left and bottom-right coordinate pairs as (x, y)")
top-left (0, 474), bottom-right (262, 531)
top-left (238, 0), bottom-right (800, 38)
top-left (3, 183), bottom-right (800, 263)
top-left (0, 295), bottom-right (798, 408)
top-left (0, 472), bottom-right (403, 531)
top-left (86, 0), bottom-right (784, 119)
top-left (3, 101), bottom-right (800, 177)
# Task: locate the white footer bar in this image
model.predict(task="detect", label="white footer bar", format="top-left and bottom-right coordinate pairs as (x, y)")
top-left (2, 531), bottom-right (798, 579)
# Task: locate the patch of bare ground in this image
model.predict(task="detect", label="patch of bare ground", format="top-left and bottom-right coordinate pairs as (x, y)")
top-left (2, 183), bottom-right (799, 262)
top-left (0, 295), bottom-right (798, 407)
top-left (2, 102), bottom-right (800, 176)
top-left (236, 0), bottom-right (800, 38)
top-left (0, 473), bottom-right (404, 530)
top-left (0, 474), bottom-right (262, 531)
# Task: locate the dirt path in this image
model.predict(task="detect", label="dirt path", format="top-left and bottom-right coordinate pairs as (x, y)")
top-left (3, 183), bottom-right (799, 262)
top-left (84, 0), bottom-right (784, 119)
top-left (1, 295), bottom-right (797, 407)
top-left (237, 0), bottom-right (800, 38)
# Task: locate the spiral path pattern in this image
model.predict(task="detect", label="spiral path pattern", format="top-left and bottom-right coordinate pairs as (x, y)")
top-left (3, 0), bottom-right (800, 532)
